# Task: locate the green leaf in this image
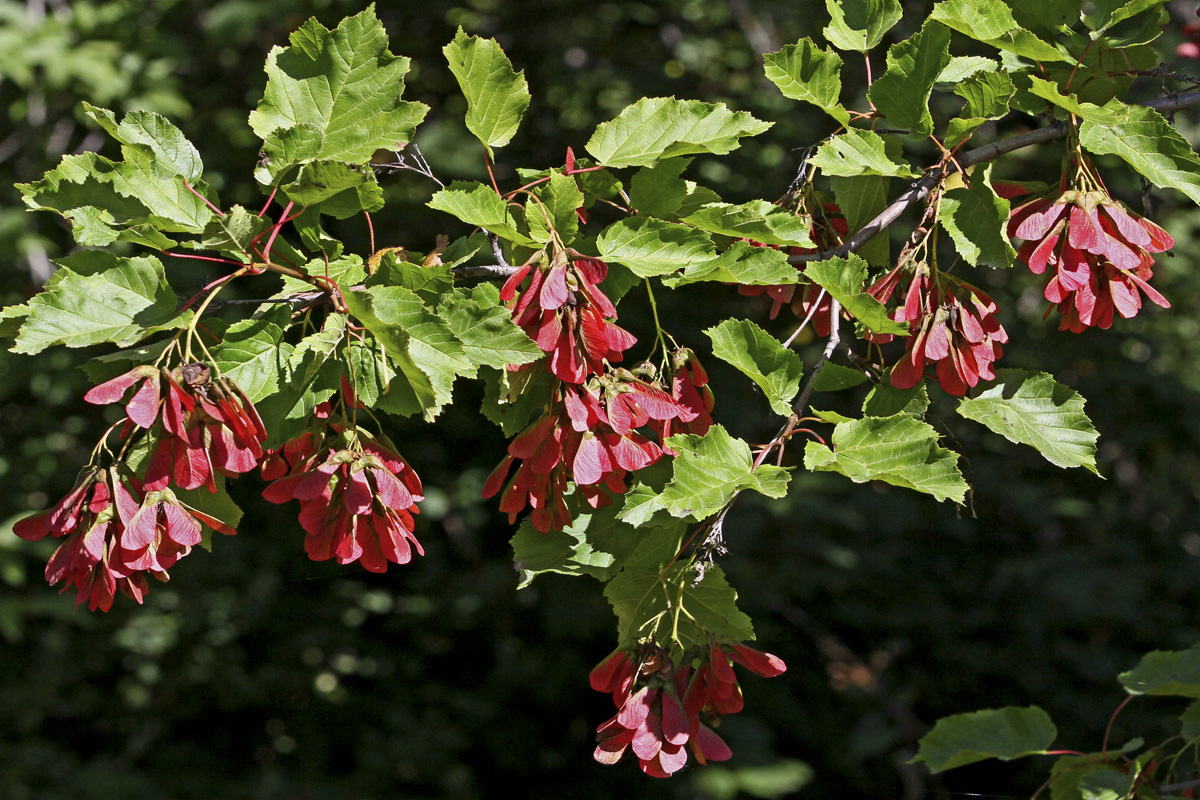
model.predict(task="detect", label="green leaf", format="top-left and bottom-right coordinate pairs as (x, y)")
top-left (913, 706), bottom-right (1057, 773)
top-left (812, 362), bottom-right (868, 391)
top-left (253, 341), bottom-right (335, 450)
top-left (823, 0), bottom-right (903, 52)
top-left (681, 200), bottom-right (815, 248)
top-left (438, 286), bottom-right (543, 370)
top-left (81, 340), bottom-right (174, 385)
top-left (863, 382), bottom-right (929, 417)
top-left (658, 425), bottom-right (791, 520)
top-left (930, 0), bottom-right (1070, 61)
top-left (954, 70), bottom-right (1016, 120)
top-left (526, 171), bottom-right (583, 244)
top-left (830, 175), bottom-right (889, 266)
top-left (248, 8), bottom-right (429, 174)
top-left (188, 205), bottom-right (270, 256)
top-left (343, 285), bottom-right (471, 420)
top-left (280, 160), bottom-right (384, 215)
top-left (597, 216), bottom-right (716, 277)
top-left (1082, 0), bottom-right (1166, 33)
top-left (586, 97), bottom-right (771, 169)
top-left (804, 414), bottom-right (968, 503)
top-left (675, 181), bottom-right (725, 217)
top-left (428, 181), bottom-right (538, 246)
top-left (1005, 0), bottom-right (1083, 31)
top-left (1119, 643), bottom-right (1200, 698)
top-left (1049, 752), bottom-right (1139, 800)
top-left (11, 252), bottom-right (190, 355)
top-left (867, 20), bottom-right (951, 139)
top-left (957, 369), bottom-right (1099, 472)
top-left (810, 129), bottom-right (919, 178)
top-left (706, 319), bottom-right (804, 416)
top-left (443, 27), bottom-right (531, 156)
top-left (285, 315), bottom-right (348, 395)
top-left (173, 476), bottom-right (244, 541)
top-left (366, 251), bottom-right (453, 302)
top-left (1078, 104), bottom-right (1200, 205)
top-left (84, 104), bottom-right (204, 182)
top-left (664, 241), bottom-right (800, 287)
top-left (18, 106), bottom-right (214, 243)
top-left (935, 56), bottom-right (999, 89)
top-left (763, 38), bottom-right (850, 124)
top-left (629, 158), bottom-right (692, 218)
top-left (1182, 700), bottom-right (1200, 740)
top-left (804, 255), bottom-right (909, 335)
top-left (212, 316), bottom-right (289, 403)
top-left (255, 125), bottom-right (323, 183)
top-left (511, 496), bottom-right (665, 588)
top-left (1026, 77), bottom-right (1126, 125)
top-left (345, 339), bottom-right (392, 410)
top-left (480, 365), bottom-right (556, 437)
top-left (1076, 769), bottom-right (1136, 800)
top-left (605, 532), bottom-right (755, 649)
top-left (938, 163), bottom-right (1016, 268)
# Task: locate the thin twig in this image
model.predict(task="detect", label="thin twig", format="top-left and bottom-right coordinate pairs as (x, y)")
top-left (452, 263), bottom-right (524, 279)
top-left (793, 298), bottom-right (842, 415)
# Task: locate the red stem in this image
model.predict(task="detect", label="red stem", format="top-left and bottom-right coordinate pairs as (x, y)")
top-left (261, 201), bottom-right (295, 265)
top-left (484, 146), bottom-right (502, 196)
top-left (1101, 695), bottom-right (1134, 758)
top-left (184, 180), bottom-right (224, 216)
top-left (258, 185), bottom-right (278, 218)
top-left (164, 252), bottom-right (244, 266)
top-left (179, 271), bottom-right (241, 312)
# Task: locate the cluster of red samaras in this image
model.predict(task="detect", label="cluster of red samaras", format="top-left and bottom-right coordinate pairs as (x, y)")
top-left (14, 364), bottom-right (263, 610)
top-left (744, 185), bottom-right (1172, 396)
top-left (484, 253), bottom-right (713, 531)
top-left (16, 363), bottom-right (426, 610)
top-left (260, 402), bottom-right (424, 574)
top-left (590, 640), bottom-right (786, 777)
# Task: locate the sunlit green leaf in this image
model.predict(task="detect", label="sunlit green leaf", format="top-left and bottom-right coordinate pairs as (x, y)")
top-left (930, 0), bottom-right (1069, 61)
top-left (706, 319), bottom-right (804, 416)
top-left (428, 181), bottom-right (538, 247)
top-left (957, 369), bottom-right (1098, 472)
top-left (681, 200), bottom-right (815, 248)
top-left (597, 216), bottom-right (715, 277)
top-left (804, 414), bottom-right (968, 503)
top-left (823, 0), bottom-right (903, 52)
top-left (867, 20), bottom-right (951, 139)
top-left (586, 97), bottom-right (771, 168)
top-left (763, 38), bottom-right (850, 124)
top-left (1079, 104), bottom-right (1200, 205)
top-left (938, 163), bottom-right (1016, 268)
top-left (438, 285), bottom-right (543, 370)
top-left (212, 316), bottom-right (289, 403)
top-left (605, 531), bottom-right (755, 649)
top-left (665, 241), bottom-right (800, 287)
top-left (526, 171), bottom-right (583, 244)
top-left (658, 425), bottom-right (791, 520)
top-left (443, 27), bottom-right (530, 155)
top-left (810, 129), bottom-right (919, 178)
top-left (248, 8), bottom-right (428, 177)
top-left (804, 255), bottom-right (909, 335)
top-left (11, 252), bottom-right (190, 355)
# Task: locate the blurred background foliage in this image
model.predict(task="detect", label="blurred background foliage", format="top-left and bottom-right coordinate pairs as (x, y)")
top-left (3, 1), bottom-right (1200, 798)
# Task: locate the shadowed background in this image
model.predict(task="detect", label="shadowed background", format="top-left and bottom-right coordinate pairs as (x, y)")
top-left (3, 1), bottom-right (1200, 798)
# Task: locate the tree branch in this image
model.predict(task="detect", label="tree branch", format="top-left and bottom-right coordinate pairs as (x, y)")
top-left (788, 90), bottom-right (1200, 265)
